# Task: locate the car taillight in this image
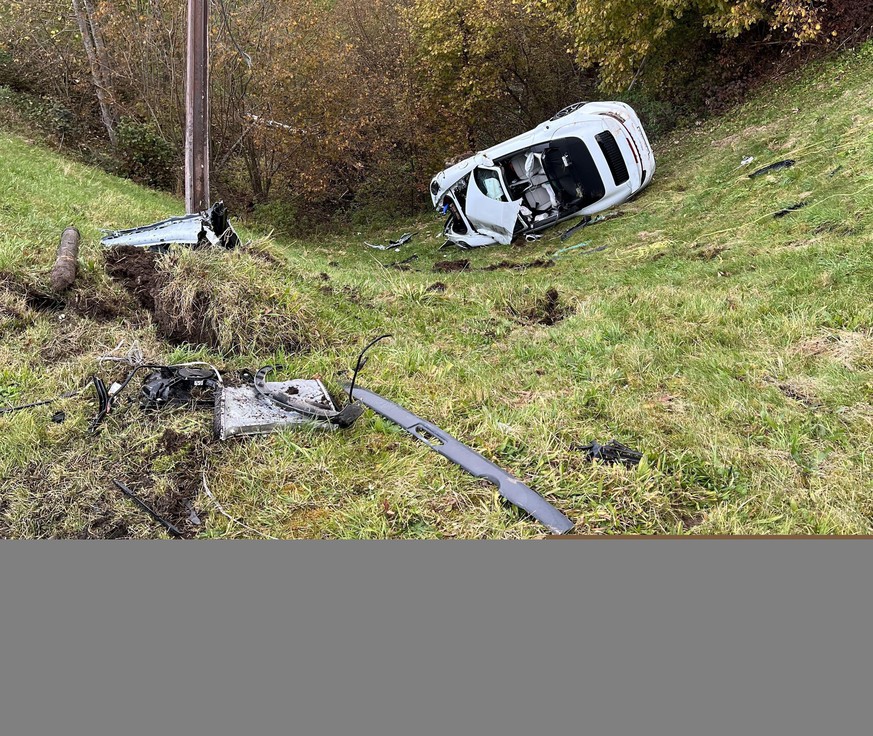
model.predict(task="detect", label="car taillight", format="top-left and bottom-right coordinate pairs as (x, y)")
top-left (624, 135), bottom-right (639, 164)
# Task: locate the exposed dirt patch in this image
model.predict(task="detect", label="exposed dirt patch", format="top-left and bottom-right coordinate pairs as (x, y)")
top-left (153, 288), bottom-right (218, 346)
top-left (24, 290), bottom-right (66, 312)
top-left (679, 510), bottom-right (706, 530)
top-left (695, 245), bottom-right (728, 260)
top-left (426, 282), bottom-right (447, 293)
top-left (1, 268), bottom-right (129, 323)
top-left (482, 259), bottom-right (554, 272)
top-left (160, 428), bottom-right (188, 455)
top-left (104, 246), bottom-right (161, 312)
top-left (533, 288), bottom-right (567, 325)
top-left (765, 375), bottom-right (823, 409)
top-left (505, 287), bottom-right (572, 326)
top-left (794, 330), bottom-right (873, 371)
top-left (105, 247), bottom-right (298, 352)
top-left (68, 289), bottom-right (129, 321)
top-left (812, 220), bottom-right (863, 237)
top-left (433, 259), bottom-right (471, 273)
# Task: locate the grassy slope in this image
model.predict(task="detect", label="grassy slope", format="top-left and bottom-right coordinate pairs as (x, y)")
top-left (1, 43), bottom-right (872, 538)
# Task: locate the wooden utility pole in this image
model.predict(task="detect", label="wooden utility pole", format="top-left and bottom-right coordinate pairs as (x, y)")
top-left (185, 0), bottom-right (210, 213)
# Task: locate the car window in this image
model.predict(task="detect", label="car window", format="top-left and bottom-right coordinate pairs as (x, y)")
top-left (473, 168), bottom-right (507, 202)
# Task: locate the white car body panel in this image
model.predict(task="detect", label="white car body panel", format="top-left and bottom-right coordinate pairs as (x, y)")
top-left (431, 101), bottom-right (655, 247)
top-left (464, 175), bottom-right (522, 246)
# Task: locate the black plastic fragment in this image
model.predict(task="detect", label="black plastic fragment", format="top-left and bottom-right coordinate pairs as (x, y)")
top-left (774, 201), bottom-right (808, 218)
top-left (749, 159), bottom-right (795, 179)
top-left (51, 410), bottom-right (66, 423)
top-left (112, 479), bottom-right (184, 538)
top-left (574, 440), bottom-right (643, 468)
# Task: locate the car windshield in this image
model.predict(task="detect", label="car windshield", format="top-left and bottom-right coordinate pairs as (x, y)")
top-left (473, 168), bottom-right (508, 202)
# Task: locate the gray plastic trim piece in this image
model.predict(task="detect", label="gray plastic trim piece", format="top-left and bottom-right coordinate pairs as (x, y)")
top-left (348, 385), bottom-right (574, 534)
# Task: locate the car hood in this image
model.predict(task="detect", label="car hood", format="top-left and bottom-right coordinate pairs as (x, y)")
top-left (430, 153), bottom-right (492, 206)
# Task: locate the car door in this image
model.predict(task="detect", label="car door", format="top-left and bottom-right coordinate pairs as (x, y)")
top-left (464, 166), bottom-right (523, 246)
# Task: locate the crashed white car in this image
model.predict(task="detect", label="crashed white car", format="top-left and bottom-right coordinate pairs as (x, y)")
top-left (430, 101), bottom-right (655, 247)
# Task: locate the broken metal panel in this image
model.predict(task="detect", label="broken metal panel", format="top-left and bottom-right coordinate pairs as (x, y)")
top-left (364, 232), bottom-right (416, 250)
top-left (215, 379), bottom-right (340, 440)
top-left (101, 201), bottom-right (239, 250)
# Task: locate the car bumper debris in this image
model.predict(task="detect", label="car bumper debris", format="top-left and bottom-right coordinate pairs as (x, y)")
top-left (347, 384), bottom-right (575, 534)
top-left (100, 201), bottom-right (240, 250)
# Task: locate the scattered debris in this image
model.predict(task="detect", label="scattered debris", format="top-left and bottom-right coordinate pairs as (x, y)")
top-left (828, 165), bottom-right (843, 178)
top-left (559, 211), bottom-right (623, 241)
top-left (101, 201), bottom-right (240, 250)
top-left (98, 340), bottom-right (145, 367)
top-left (573, 439), bottom-right (643, 468)
top-left (482, 259), bottom-right (554, 272)
top-left (426, 282), bottom-right (447, 293)
top-left (774, 201), bottom-right (808, 218)
top-left (560, 216), bottom-right (592, 242)
top-left (140, 365), bottom-right (220, 410)
top-left (553, 241), bottom-right (590, 257)
top-left (0, 388), bottom-right (83, 416)
top-left (524, 233), bottom-right (543, 242)
top-left (50, 227), bottom-right (80, 292)
top-left (112, 479), bottom-right (184, 538)
top-left (186, 500), bottom-right (201, 526)
top-left (741, 156), bottom-right (755, 166)
top-left (216, 377), bottom-right (348, 439)
top-left (50, 411), bottom-right (66, 424)
top-left (348, 385), bottom-right (574, 534)
top-left (433, 259), bottom-right (471, 272)
top-left (389, 254), bottom-right (419, 270)
top-left (365, 232), bottom-right (416, 251)
top-left (748, 159), bottom-right (795, 179)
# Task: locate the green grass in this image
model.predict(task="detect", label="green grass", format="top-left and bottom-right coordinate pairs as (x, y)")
top-left (2, 43), bottom-right (873, 537)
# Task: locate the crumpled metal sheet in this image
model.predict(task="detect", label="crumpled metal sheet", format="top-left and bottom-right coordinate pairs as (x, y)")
top-left (101, 201), bottom-right (240, 249)
top-left (215, 379), bottom-right (339, 440)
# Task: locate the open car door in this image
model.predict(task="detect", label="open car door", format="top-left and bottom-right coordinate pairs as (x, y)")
top-left (464, 166), bottom-right (523, 245)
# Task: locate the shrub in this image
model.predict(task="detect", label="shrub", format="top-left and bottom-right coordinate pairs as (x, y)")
top-left (115, 118), bottom-right (176, 190)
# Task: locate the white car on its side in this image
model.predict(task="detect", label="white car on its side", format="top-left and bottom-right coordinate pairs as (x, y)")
top-left (430, 101), bottom-right (655, 247)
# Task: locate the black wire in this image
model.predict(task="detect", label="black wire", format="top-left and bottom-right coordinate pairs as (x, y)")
top-left (216, 0), bottom-right (253, 68)
top-left (112, 479), bottom-right (184, 538)
top-left (0, 388), bottom-right (83, 415)
top-left (348, 334), bottom-right (392, 403)
top-left (87, 365), bottom-right (168, 434)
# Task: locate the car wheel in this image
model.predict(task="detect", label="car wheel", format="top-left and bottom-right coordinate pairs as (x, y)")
top-left (550, 102), bottom-right (586, 121)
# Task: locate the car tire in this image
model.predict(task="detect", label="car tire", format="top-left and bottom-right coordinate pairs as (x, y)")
top-left (550, 102), bottom-right (586, 121)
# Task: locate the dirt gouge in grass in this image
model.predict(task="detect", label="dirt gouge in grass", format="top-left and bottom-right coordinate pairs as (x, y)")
top-left (348, 385), bottom-right (574, 534)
